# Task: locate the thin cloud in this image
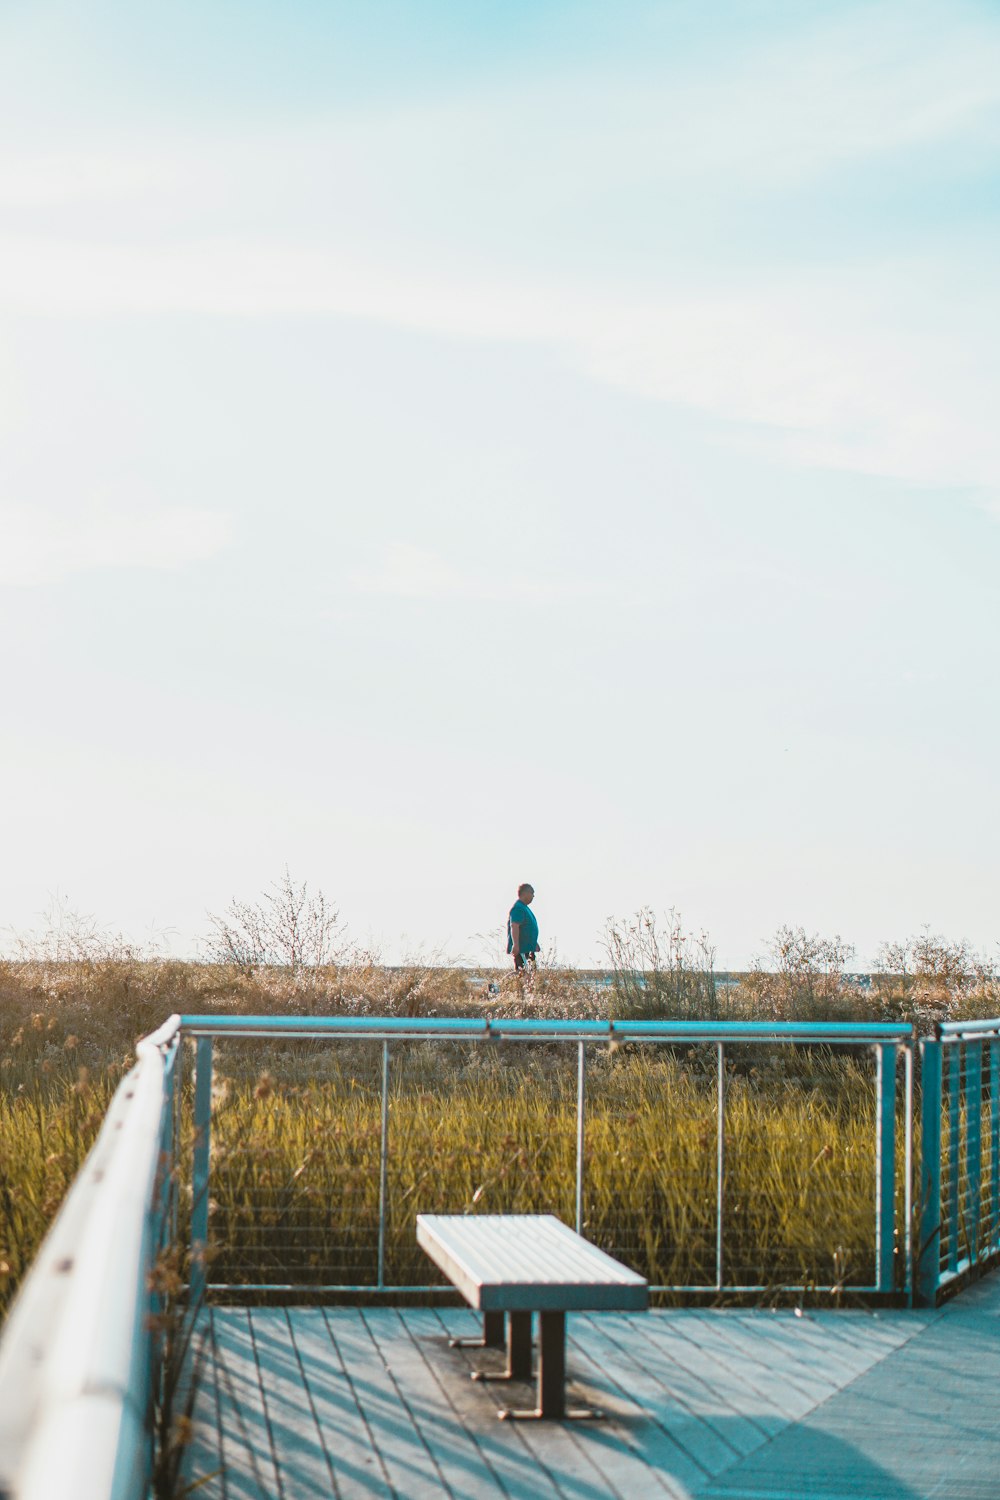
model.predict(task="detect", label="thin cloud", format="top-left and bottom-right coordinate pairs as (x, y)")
top-left (580, 273), bottom-right (1000, 497)
top-left (350, 544), bottom-right (602, 605)
top-left (2, 230), bottom-right (998, 505)
top-left (0, 0), bottom-right (998, 504)
top-left (0, 505), bottom-right (232, 587)
top-left (3, 2), bottom-right (998, 210)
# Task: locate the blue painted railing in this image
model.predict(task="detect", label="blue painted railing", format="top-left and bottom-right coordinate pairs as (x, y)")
top-left (180, 1014), bottom-right (914, 1300)
top-left (918, 1019), bottom-right (1000, 1304)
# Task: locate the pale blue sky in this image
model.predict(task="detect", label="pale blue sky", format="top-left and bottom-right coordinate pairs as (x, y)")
top-left (1, 0), bottom-right (998, 967)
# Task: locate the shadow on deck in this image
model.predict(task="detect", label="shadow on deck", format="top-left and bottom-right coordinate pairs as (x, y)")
top-left (186, 1274), bottom-right (1000, 1499)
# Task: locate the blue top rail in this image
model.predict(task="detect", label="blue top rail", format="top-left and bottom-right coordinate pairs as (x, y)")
top-left (179, 1014), bottom-right (913, 1043)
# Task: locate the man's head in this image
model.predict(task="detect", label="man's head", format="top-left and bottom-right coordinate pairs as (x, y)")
top-left (518, 883), bottom-right (535, 904)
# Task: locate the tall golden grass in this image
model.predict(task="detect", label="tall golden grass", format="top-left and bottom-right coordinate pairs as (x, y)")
top-left (206, 1042), bottom-right (880, 1296)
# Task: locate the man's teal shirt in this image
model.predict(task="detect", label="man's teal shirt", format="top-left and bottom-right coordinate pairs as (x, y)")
top-left (507, 900), bottom-right (539, 955)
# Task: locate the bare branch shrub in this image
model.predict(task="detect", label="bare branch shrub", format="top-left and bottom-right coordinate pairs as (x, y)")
top-left (204, 868), bottom-right (347, 978)
top-left (739, 926), bottom-right (857, 1019)
top-left (602, 907), bottom-right (718, 1019)
top-left (872, 926), bottom-right (999, 1021)
top-left (4, 891), bottom-right (149, 966)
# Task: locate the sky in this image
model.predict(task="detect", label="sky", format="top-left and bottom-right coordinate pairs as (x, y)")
top-left (1, 0), bottom-right (999, 969)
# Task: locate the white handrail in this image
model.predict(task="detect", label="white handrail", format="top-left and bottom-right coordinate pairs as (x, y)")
top-left (939, 1016), bottom-right (1000, 1039)
top-left (0, 1016), bottom-right (181, 1500)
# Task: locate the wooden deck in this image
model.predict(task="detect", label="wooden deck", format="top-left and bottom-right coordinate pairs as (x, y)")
top-left (186, 1274), bottom-right (1000, 1499)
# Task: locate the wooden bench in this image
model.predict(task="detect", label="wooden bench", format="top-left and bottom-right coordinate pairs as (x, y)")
top-left (416, 1213), bottom-right (648, 1419)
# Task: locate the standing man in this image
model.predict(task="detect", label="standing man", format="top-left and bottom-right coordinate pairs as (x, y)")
top-left (507, 883), bottom-right (539, 973)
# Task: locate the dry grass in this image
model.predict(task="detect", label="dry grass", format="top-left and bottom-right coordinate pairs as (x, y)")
top-left (2, 935), bottom-right (996, 1319)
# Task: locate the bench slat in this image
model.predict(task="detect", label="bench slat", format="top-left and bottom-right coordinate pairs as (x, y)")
top-left (417, 1214), bottom-right (649, 1313)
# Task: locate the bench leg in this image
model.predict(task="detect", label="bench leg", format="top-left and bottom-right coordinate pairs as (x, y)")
top-left (538, 1311), bottom-right (565, 1418)
top-left (498, 1312), bottom-right (603, 1422)
top-left (470, 1310), bottom-right (533, 1384)
top-left (449, 1310), bottom-right (505, 1351)
top-left (507, 1311), bottom-right (532, 1379)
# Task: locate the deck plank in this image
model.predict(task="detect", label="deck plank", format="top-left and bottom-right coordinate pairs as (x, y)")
top-left (212, 1308), bottom-right (283, 1500)
top-left (249, 1309), bottom-right (337, 1500)
top-left (186, 1279), bottom-right (1000, 1500)
top-left (361, 1307), bottom-right (510, 1499)
top-left (571, 1312), bottom-right (739, 1480)
top-left (717, 1308), bottom-right (931, 1393)
top-left (679, 1313), bottom-right (844, 1408)
top-left (287, 1308), bottom-right (393, 1499)
top-left (611, 1312), bottom-right (779, 1455)
top-left (794, 1307), bottom-right (931, 1347)
top-left (324, 1305), bottom-right (455, 1499)
top-left (660, 1315), bottom-right (826, 1425)
top-left (727, 1313), bottom-right (899, 1389)
top-left (803, 1305), bottom-right (937, 1358)
top-left (434, 1305), bottom-right (625, 1500)
top-left (181, 1317), bottom-right (225, 1500)
top-left (483, 1400), bottom-right (632, 1500)
top-left (560, 1316), bottom-right (710, 1498)
top-left (698, 1280), bottom-right (1000, 1499)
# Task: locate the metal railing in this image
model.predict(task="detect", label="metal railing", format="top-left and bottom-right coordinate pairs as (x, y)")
top-left (0, 1016), bottom-right (182, 1500)
top-left (918, 1019), bottom-right (1000, 1303)
top-left (181, 1014), bottom-right (914, 1300)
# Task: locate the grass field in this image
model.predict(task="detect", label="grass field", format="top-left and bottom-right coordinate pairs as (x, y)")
top-left (2, 937), bottom-right (998, 1318)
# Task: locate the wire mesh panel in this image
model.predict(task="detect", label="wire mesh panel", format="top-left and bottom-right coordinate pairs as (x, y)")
top-left (960, 1044), bottom-right (981, 1266)
top-left (939, 1042), bottom-right (982, 1280)
top-left (721, 1045), bottom-right (880, 1291)
top-left (926, 1026), bottom-right (1000, 1300)
top-left (986, 1042), bottom-right (1000, 1256)
top-left (579, 1042), bottom-right (717, 1288)
top-left (381, 1038), bottom-right (578, 1288)
top-left (940, 1043), bottom-right (959, 1276)
top-left (179, 1018), bottom-right (911, 1299)
top-left (201, 1036), bottom-right (388, 1289)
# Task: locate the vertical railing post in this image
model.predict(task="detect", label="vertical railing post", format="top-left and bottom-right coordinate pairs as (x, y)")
top-left (377, 1040), bottom-right (390, 1289)
top-left (875, 1044), bottom-right (897, 1292)
top-left (190, 1035), bottom-right (213, 1306)
top-left (966, 1041), bottom-right (983, 1266)
top-left (575, 1041), bottom-right (585, 1235)
top-left (947, 1044), bottom-right (961, 1273)
top-left (917, 1039), bottom-right (942, 1305)
top-left (171, 1034), bottom-right (184, 1248)
top-left (991, 1041), bottom-right (1000, 1253)
top-left (904, 1041), bottom-right (914, 1305)
top-left (716, 1041), bottom-right (725, 1292)
top-left (159, 1040), bottom-right (178, 1245)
